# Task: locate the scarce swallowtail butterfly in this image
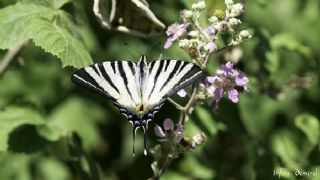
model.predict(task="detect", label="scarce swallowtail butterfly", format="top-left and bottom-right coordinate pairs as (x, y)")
top-left (71, 55), bottom-right (203, 156)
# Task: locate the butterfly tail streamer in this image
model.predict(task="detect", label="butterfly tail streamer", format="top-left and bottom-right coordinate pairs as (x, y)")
top-left (143, 123), bottom-right (148, 155)
top-left (132, 125), bottom-right (138, 157)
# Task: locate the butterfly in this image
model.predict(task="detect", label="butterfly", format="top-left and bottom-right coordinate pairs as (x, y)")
top-left (71, 55), bottom-right (203, 156)
top-left (93, 0), bottom-right (165, 37)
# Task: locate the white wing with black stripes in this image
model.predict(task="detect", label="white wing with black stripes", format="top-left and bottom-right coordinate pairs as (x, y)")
top-left (71, 55), bottom-right (203, 156)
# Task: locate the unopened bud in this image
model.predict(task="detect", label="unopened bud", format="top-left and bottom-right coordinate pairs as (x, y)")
top-left (213, 9), bottom-right (225, 20)
top-left (192, 133), bottom-right (206, 145)
top-left (192, 1), bottom-right (206, 10)
top-left (239, 30), bottom-right (250, 39)
top-left (180, 9), bottom-right (193, 19)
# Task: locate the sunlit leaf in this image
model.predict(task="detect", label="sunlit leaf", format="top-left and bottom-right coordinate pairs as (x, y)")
top-left (26, 18), bottom-right (93, 68)
top-left (0, 2), bottom-right (53, 49)
top-left (295, 114), bottom-right (319, 146)
top-left (0, 106), bottom-right (45, 151)
top-left (37, 97), bottom-right (106, 150)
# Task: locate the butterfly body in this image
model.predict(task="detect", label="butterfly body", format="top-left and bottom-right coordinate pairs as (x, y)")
top-left (71, 55), bottom-right (203, 155)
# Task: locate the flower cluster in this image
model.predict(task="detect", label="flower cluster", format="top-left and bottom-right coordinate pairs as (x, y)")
top-left (154, 118), bottom-right (206, 150)
top-left (200, 62), bottom-right (249, 107)
top-left (164, 0), bottom-right (251, 64)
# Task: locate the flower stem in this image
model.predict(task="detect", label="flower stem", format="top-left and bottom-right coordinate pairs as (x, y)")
top-left (180, 85), bottom-right (198, 124)
top-left (167, 98), bottom-right (184, 110)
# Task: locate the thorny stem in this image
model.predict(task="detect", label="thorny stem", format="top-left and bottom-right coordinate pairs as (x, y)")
top-left (0, 39), bottom-right (29, 74)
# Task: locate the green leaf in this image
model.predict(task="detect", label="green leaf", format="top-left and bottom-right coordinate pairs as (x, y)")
top-left (37, 97), bottom-right (106, 150)
top-left (270, 33), bottom-right (311, 57)
top-left (295, 114), bottom-right (319, 146)
top-left (179, 156), bottom-right (215, 179)
top-left (21, 0), bottom-right (70, 9)
top-left (0, 153), bottom-right (32, 180)
top-left (270, 129), bottom-right (306, 169)
top-left (191, 106), bottom-right (225, 136)
top-left (0, 2), bottom-right (53, 49)
top-left (36, 157), bottom-right (70, 180)
top-left (0, 106), bottom-right (45, 151)
top-left (26, 18), bottom-right (93, 68)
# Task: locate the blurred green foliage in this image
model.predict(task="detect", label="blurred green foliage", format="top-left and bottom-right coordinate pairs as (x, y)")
top-left (0, 0), bottom-right (319, 179)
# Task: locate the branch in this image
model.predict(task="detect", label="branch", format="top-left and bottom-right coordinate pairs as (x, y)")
top-left (179, 85), bottom-right (198, 125)
top-left (167, 98), bottom-right (184, 110)
top-left (0, 39), bottom-right (29, 74)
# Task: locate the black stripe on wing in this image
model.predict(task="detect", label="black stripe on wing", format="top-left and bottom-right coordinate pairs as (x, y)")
top-left (71, 65), bottom-right (111, 98)
top-left (71, 62), bottom-right (121, 100)
top-left (164, 63), bottom-right (204, 98)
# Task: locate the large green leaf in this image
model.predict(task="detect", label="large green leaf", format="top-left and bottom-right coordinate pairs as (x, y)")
top-left (37, 97), bottom-right (106, 150)
top-left (0, 106), bottom-right (45, 151)
top-left (26, 18), bottom-right (93, 68)
top-left (0, 2), bottom-right (53, 49)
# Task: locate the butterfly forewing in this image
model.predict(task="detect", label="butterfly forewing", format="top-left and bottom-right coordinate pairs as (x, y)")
top-left (71, 61), bottom-right (139, 112)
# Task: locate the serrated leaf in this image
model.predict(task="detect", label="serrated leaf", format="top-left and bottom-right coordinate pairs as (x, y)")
top-left (0, 106), bottom-right (45, 151)
top-left (295, 114), bottom-right (319, 146)
top-left (26, 18), bottom-right (93, 68)
top-left (0, 3), bottom-right (53, 49)
top-left (37, 97), bottom-right (105, 150)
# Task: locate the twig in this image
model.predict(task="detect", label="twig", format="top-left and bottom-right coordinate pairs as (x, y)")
top-left (179, 85), bottom-right (198, 125)
top-left (167, 98), bottom-right (184, 110)
top-left (0, 39), bottom-right (29, 74)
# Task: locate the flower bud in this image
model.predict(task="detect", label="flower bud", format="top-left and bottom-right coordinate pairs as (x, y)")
top-left (179, 39), bottom-right (190, 48)
top-left (192, 132), bottom-right (206, 145)
top-left (209, 16), bottom-right (219, 24)
top-left (213, 9), bottom-right (225, 20)
top-left (225, 0), bottom-right (233, 6)
top-left (187, 31), bottom-right (198, 37)
top-left (180, 9), bottom-right (193, 19)
top-left (239, 30), bottom-right (250, 39)
top-left (219, 21), bottom-right (229, 33)
top-left (232, 3), bottom-right (245, 16)
top-left (192, 1), bottom-right (206, 10)
top-left (188, 47), bottom-right (199, 58)
top-left (229, 18), bottom-right (241, 26)
top-left (205, 42), bottom-right (217, 53)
